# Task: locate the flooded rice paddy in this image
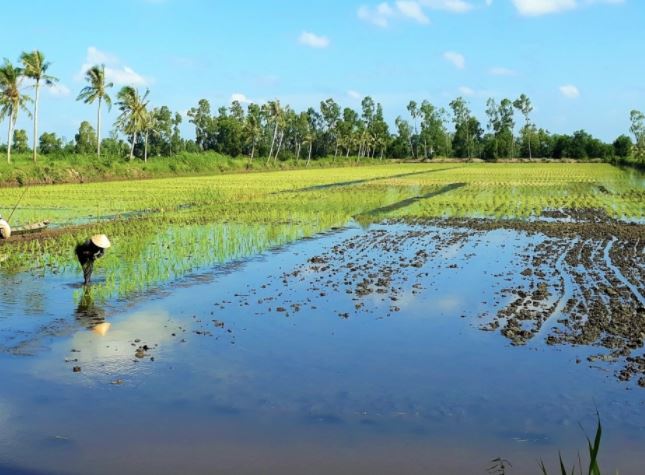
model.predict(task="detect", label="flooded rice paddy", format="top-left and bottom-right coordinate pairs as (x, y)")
top-left (0, 164), bottom-right (644, 474)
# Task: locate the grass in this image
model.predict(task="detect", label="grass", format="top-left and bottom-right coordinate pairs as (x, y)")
top-left (1, 163), bottom-right (642, 300)
top-left (539, 417), bottom-right (603, 475)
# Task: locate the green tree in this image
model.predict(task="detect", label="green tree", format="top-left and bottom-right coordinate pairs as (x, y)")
top-left (394, 116), bottom-right (412, 158)
top-left (484, 98), bottom-right (515, 159)
top-left (485, 98), bottom-right (501, 159)
top-left (568, 130), bottom-right (592, 159)
top-left (513, 94), bottom-right (533, 159)
top-left (450, 97), bottom-right (483, 159)
top-left (101, 129), bottom-right (129, 157)
top-left (419, 102), bottom-right (450, 158)
top-left (449, 97), bottom-right (474, 158)
top-left (518, 124), bottom-right (538, 158)
top-left (39, 132), bottom-right (62, 154)
top-left (533, 128), bottom-right (553, 158)
top-left (407, 100), bottom-right (419, 158)
top-left (20, 50), bottom-right (58, 162)
top-left (304, 107), bottom-right (318, 166)
top-left (359, 96), bottom-right (375, 158)
top-left (338, 107), bottom-right (359, 157)
top-left (75, 121), bottom-right (97, 154)
top-left (76, 65), bottom-right (113, 158)
top-left (214, 105), bottom-right (245, 157)
top-left (0, 59), bottom-right (31, 163)
top-left (141, 109), bottom-right (160, 162)
top-left (187, 99), bottom-right (213, 151)
top-left (13, 129), bottom-right (29, 153)
top-left (320, 98), bottom-right (340, 158)
top-left (115, 86), bottom-right (150, 160)
top-left (265, 100), bottom-right (284, 163)
top-left (612, 134), bottom-right (632, 159)
top-left (372, 103), bottom-right (390, 159)
top-left (629, 110), bottom-right (645, 163)
top-left (498, 98), bottom-right (515, 158)
top-left (244, 103), bottom-right (262, 160)
top-left (171, 112), bottom-right (183, 155)
top-left (289, 110), bottom-right (307, 160)
top-left (147, 106), bottom-right (173, 156)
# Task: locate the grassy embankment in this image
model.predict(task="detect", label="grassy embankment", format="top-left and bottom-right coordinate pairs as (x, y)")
top-left (0, 152), bottom-right (388, 187)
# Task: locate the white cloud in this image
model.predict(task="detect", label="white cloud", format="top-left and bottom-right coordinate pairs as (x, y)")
top-left (512, 0), bottom-right (576, 15)
top-left (358, 0), bottom-right (474, 26)
top-left (443, 51), bottom-right (465, 69)
top-left (512, 0), bottom-right (623, 16)
top-left (559, 84), bottom-right (580, 98)
top-left (107, 66), bottom-right (148, 87)
top-left (347, 90), bottom-right (363, 100)
top-left (357, 2), bottom-right (396, 28)
top-left (419, 0), bottom-right (474, 12)
top-left (47, 83), bottom-right (71, 97)
top-left (489, 66), bottom-right (517, 76)
top-left (85, 46), bottom-right (117, 65)
top-left (230, 93), bottom-right (252, 104)
top-left (358, 3), bottom-right (396, 27)
top-left (298, 31), bottom-right (330, 48)
top-left (76, 46), bottom-right (150, 87)
top-left (458, 86), bottom-right (475, 96)
top-left (396, 1), bottom-right (430, 23)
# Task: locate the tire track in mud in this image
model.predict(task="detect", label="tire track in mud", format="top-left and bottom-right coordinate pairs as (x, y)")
top-left (604, 237), bottom-right (645, 306)
top-left (483, 219), bottom-right (645, 387)
top-left (535, 239), bottom-right (578, 337)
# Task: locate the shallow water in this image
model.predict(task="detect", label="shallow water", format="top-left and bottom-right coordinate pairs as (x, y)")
top-left (1, 223), bottom-right (644, 475)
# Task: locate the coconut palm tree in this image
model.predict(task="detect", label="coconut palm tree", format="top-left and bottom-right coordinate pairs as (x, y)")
top-left (20, 50), bottom-right (58, 162)
top-left (115, 86), bottom-right (150, 160)
top-left (273, 104), bottom-right (290, 162)
top-left (77, 65), bottom-right (113, 158)
top-left (0, 59), bottom-right (32, 164)
top-left (265, 99), bottom-right (282, 164)
top-left (244, 104), bottom-right (262, 161)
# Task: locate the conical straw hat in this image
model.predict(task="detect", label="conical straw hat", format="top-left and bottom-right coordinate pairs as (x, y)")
top-left (91, 234), bottom-right (111, 249)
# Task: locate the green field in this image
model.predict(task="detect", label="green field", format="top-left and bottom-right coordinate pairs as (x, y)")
top-left (1, 163), bottom-right (643, 299)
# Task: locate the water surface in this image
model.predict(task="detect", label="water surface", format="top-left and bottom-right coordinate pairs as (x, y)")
top-left (1, 223), bottom-right (644, 474)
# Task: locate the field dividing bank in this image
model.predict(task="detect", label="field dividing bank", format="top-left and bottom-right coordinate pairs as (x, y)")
top-left (0, 163), bottom-right (643, 302)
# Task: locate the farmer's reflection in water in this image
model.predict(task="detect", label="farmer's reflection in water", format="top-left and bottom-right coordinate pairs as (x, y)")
top-left (75, 289), bottom-right (111, 336)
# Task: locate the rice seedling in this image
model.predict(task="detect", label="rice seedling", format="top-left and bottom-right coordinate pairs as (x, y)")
top-left (1, 163), bottom-right (642, 301)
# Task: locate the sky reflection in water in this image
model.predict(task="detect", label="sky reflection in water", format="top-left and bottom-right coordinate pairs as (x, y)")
top-left (0, 224), bottom-right (644, 475)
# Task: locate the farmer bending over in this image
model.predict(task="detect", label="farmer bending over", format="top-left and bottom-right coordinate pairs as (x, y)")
top-left (0, 215), bottom-right (11, 239)
top-left (75, 234), bottom-right (111, 285)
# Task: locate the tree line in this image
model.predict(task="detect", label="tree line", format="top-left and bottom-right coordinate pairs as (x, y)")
top-left (1, 51), bottom-right (644, 164)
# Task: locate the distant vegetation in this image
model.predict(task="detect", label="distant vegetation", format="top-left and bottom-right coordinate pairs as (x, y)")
top-left (1, 50), bottom-right (645, 170)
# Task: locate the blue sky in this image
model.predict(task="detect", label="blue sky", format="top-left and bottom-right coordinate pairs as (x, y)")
top-left (1, 0), bottom-right (642, 142)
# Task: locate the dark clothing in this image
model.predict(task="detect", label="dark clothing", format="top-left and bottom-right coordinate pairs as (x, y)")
top-left (75, 240), bottom-right (105, 285)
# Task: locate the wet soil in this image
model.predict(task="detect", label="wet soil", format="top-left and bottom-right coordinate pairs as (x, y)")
top-left (262, 209), bottom-right (645, 386)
